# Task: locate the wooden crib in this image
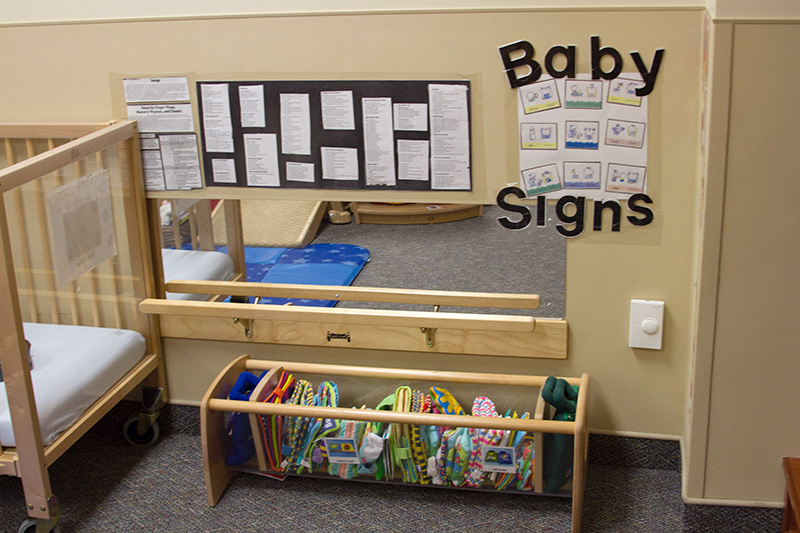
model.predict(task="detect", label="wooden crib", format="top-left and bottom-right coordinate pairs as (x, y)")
top-left (0, 122), bottom-right (164, 532)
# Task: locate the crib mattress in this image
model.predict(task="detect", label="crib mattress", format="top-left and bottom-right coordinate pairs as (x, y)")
top-left (162, 248), bottom-right (235, 300)
top-left (0, 323), bottom-right (146, 447)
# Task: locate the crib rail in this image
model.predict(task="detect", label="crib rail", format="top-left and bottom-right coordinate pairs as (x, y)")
top-left (159, 198), bottom-right (216, 251)
top-left (0, 121), bottom-right (152, 333)
top-left (0, 123), bottom-right (100, 139)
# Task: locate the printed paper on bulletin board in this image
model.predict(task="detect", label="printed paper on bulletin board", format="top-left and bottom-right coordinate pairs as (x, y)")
top-left (196, 80), bottom-right (472, 192)
top-left (517, 73), bottom-right (648, 201)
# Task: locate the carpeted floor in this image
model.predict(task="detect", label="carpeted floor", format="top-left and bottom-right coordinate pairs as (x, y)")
top-left (313, 204), bottom-right (567, 318)
top-left (0, 403), bottom-right (782, 532)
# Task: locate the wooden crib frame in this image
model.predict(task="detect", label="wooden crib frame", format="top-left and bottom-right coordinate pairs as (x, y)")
top-left (0, 122), bottom-right (164, 530)
top-left (151, 196), bottom-right (247, 304)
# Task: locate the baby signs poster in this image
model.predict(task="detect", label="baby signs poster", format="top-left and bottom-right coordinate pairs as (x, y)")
top-left (517, 73), bottom-right (648, 200)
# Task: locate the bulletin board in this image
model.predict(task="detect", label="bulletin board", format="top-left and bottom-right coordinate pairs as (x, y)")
top-left (196, 80), bottom-right (472, 192)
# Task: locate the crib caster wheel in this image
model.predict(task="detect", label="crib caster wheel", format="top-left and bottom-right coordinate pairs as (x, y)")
top-left (19, 518), bottom-right (61, 533)
top-left (123, 416), bottom-right (160, 447)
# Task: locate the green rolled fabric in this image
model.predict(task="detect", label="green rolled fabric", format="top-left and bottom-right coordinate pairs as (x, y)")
top-left (541, 376), bottom-right (579, 493)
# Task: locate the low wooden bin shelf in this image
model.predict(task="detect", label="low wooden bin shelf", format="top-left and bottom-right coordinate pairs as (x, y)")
top-left (202, 356), bottom-right (590, 532)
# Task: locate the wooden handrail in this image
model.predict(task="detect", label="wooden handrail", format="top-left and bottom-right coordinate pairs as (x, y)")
top-left (0, 123), bottom-right (102, 139)
top-left (163, 280), bottom-right (540, 309)
top-left (139, 298), bottom-right (536, 332)
top-left (16, 287), bottom-right (139, 305)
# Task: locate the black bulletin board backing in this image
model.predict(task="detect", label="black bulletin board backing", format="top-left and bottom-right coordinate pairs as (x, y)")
top-left (196, 80), bottom-right (471, 191)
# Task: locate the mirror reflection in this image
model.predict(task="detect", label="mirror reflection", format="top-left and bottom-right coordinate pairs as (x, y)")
top-left (158, 199), bottom-right (565, 317)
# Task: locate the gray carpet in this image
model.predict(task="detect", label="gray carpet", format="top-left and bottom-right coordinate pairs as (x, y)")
top-left (0, 404), bottom-right (782, 532)
top-left (313, 205), bottom-right (566, 318)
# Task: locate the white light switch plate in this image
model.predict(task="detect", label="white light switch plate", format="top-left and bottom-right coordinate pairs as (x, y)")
top-left (629, 299), bottom-right (664, 349)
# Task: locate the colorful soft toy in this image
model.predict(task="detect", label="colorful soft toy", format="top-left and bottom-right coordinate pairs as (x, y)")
top-left (541, 376), bottom-right (579, 493)
top-left (225, 371), bottom-right (265, 466)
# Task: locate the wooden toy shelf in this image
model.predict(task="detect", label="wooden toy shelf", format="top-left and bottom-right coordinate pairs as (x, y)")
top-left (202, 356), bottom-right (590, 532)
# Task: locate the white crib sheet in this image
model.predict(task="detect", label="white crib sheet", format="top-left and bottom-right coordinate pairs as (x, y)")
top-left (0, 323), bottom-right (146, 447)
top-left (161, 248), bottom-right (234, 301)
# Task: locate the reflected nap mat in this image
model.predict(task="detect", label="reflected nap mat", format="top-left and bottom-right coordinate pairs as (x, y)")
top-left (219, 243), bottom-right (370, 307)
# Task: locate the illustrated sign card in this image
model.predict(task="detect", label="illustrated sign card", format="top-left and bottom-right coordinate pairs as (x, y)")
top-left (517, 73), bottom-right (648, 200)
top-left (323, 438), bottom-right (360, 465)
top-left (481, 446), bottom-right (518, 474)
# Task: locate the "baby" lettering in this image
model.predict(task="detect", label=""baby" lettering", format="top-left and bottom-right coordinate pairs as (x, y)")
top-left (498, 36), bottom-right (665, 97)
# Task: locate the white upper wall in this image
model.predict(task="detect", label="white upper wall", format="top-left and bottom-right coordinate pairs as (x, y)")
top-left (710, 0), bottom-right (799, 19)
top-left (2, 0), bottom-right (797, 25)
top-left (1, 1), bottom-right (706, 25)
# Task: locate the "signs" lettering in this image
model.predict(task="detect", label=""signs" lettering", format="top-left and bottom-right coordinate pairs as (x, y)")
top-left (496, 186), bottom-right (654, 238)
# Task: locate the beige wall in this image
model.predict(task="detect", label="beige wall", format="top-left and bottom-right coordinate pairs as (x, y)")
top-left (685, 20), bottom-right (800, 505)
top-left (0, 6), bottom-right (705, 437)
top-left (14, 6), bottom-right (782, 499)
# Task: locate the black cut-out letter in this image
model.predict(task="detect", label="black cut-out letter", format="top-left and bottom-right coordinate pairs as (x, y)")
top-left (593, 199), bottom-right (622, 232)
top-left (496, 186), bottom-right (532, 230)
top-left (631, 49), bottom-right (665, 96)
top-left (499, 41), bottom-right (542, 89)
top-left (627, 193), bottom-right (654, 226)
top-left (591, 36), bottom-right (623, 81)
top-left (536, 195), bottom-right (547, 227)
top-left (545, 45), bottom-right (577, 79)
top-left (555, 196), bottom-right (586, 237)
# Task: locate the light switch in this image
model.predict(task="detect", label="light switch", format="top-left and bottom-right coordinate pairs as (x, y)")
top-left (629, 299), bottom-right (664, 349)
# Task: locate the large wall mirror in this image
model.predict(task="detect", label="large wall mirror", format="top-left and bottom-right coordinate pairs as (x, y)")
top-left (155, 198), bottom-right (565, 318)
